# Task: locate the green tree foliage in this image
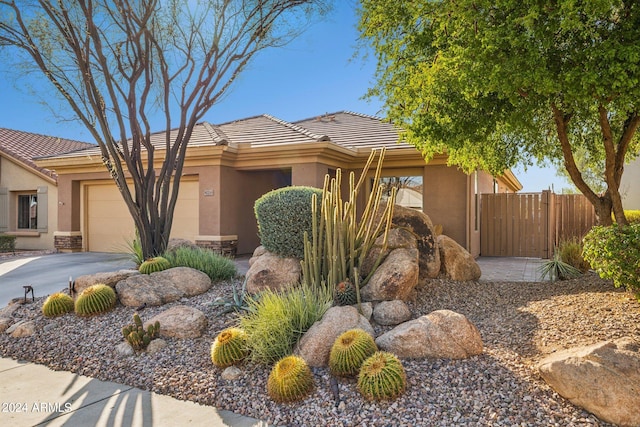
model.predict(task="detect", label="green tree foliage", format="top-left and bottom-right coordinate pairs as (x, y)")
top-left (358, 0), bottom-right (640, 225)
top-left (0, 0), bottom-right (328, 257)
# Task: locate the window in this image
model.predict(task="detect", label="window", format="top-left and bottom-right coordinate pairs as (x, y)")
top-left (377, 176), bottom-right (423, 210)
top-left (18, 194), bottom-right (38, 230)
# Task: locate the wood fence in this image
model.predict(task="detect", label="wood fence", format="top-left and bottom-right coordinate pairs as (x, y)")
top-left (480, 191), bottom-right (597, 258)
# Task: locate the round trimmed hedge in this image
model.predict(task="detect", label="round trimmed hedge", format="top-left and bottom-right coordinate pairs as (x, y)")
top-left (254, 186), bottom-right (322, 259)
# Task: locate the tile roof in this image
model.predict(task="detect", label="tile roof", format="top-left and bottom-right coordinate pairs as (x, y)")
top-left (218, 114), bottom-right (329, 146)
top-left (0, 128), bottom-right (94, 179)
top-left (294, 111), bottom-right (412, 150)
top-left (34, 111), bottom-right (412, 164)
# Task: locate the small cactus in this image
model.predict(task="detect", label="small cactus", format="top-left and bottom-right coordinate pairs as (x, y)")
top-left (267, 355), bottom-right (314, 403)
top-left (334, 279), bottom-right (357, 306)
top-left (211, 328), bottom-right (249, 368)
top-left (75, 284), bottom-right (117, 317)
top-left (139, 256), bottom-right (171, 274)
top-left (357, 351), bottom-right (406, 401)
top-left (42, 292), bottom-right (75, 318)
top-left (329, 329), bottom-right (377, 377)
top-left (122, 312), bottom-right (160, 351)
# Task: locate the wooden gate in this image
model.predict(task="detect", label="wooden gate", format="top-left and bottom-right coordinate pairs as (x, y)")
top-left (480, 191), bottom-right (597, 258)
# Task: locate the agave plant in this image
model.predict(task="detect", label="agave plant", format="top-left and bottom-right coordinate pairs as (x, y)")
top-left (538, 250), bottom-right (582, 282)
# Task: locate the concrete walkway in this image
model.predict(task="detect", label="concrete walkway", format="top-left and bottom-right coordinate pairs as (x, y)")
top-left (0, 254), bottom-right (545, 427)
top-left (477, 256), bottom-right (546, 282)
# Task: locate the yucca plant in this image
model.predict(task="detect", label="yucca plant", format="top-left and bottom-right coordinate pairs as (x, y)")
top-left (538, 250), bottom-right (582, 282)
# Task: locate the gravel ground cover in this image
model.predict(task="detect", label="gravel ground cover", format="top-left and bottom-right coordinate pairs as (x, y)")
top-left (1, 259), bottom-right (639, 426)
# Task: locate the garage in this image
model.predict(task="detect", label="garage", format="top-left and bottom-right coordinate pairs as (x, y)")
top-left (84, 179), bottom-right (199, 252)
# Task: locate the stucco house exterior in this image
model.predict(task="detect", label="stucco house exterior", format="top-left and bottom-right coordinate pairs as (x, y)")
top-left (621, 157), bottom-right (640, 210)
top-left (0, 129), bottom-right (93, 250)
top-left (34, 111), bottom-right (521, 257)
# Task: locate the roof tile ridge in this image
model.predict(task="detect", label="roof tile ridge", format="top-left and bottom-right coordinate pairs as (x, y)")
top-left (342, 110), bottom-right (384, 121)
top-left (201, 121), bottom-right (229, 145)
top-left (263, 114), bottom-right (330, 142)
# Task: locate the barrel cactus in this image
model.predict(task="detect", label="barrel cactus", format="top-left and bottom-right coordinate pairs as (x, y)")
top-left (267, 355), bottom-right (314, 403)
top-left (329, 329), bottom-right (377, 377)
top-left (334, 278), bottom-right (357, 306)
top-left (139, 256), bottom-right (171, 274)
top-left (42, 292), bottom-right (75, 318)
top-left (211, 328), bottom-right (249, 368)
top-left (357, 351), bottom-right (406, 401)
top-left (74, 284), bottom-right (117, 317)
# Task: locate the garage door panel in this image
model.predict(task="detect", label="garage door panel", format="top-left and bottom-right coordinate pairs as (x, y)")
top-left (86, 181), bottom-right (198, 253)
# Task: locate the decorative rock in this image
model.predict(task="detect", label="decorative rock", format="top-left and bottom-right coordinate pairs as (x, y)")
top-left (355, 302), bottom-right (373, 321)
top-left (0, 303), bottom-right (20, 318)
top-left (373, 300), bottom-right (412, 326)
top-left (221, 366), bottom-right (243, 381)
top-left (360, 248), bottom-right (419, 302)
top-left (74, 270), bottom-right (139, 294)
top-left (115, 267), bottom-right (211, 307)
top-left (437, 235), bottom-right (481, 281)
top-left (115, 342), bottom-right (134, 357)
top-left (248, 245), bottom-right (267, 266)
top-left (0, 317), bottom-right (12, 333)
top-left (146, 338), bottom-right (167, 355)
top-left (538, 338), bottom-right (640, 427)
top-left (43, 322), bottom-right (58, 333)
top-left (295, 306), bottom-right (375, 367)
top-left (145, 305), bottom-right (208, 339)
top-left (165, 238), bottom-right (199, 254)
top-left (8, 320), bottom-right (36, 338)
top-left (360, 228), bottom-right (418, 279)
top-left (390, 205), bottom-right (441, 279)
top-left (245, 249), bottom-right (301, 294)
top-left (375, 309), bottom-right (483, 359)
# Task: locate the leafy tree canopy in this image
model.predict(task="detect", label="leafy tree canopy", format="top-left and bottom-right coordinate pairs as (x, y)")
top-left (359, 0), bottom-right (640, 224)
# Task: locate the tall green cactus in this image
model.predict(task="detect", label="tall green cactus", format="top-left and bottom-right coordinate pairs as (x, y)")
top-left (301, 148), bottom-right (396, 294)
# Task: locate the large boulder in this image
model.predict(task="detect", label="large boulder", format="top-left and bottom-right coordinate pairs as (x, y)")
top-left (145, 305), bottom-right (208, 339)
top-left (295, 306), bottom-right (375, 367)
top-left (115, 267), bottom-right (211, 307)
top-left (538, 338), bottom-right (640, 427)
top-left (6, 320), bottom-right (36, 338)
top-left (245, 248), bottom-right (301, 294)
top-left (390, 205), bottom-right (441, 279)
top-left (360, 228), bottom-right (417, 279)
top-left (375, 309), bottom-right (483, 359)
top-left (437, 235), bottom-right (481, 281)
top-left (360, 248), bottom-right (419, 302)
top-left (73, 269), bottom-right (139, 295)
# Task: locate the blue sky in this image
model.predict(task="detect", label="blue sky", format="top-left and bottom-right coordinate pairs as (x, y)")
top-left (0, 1), bottom-right (570, 193)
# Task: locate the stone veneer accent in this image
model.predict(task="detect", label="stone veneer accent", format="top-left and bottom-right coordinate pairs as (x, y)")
top-left (195, 235), bottom-right (238, 257)
top-left (53, 232), bottom-right (83, 252)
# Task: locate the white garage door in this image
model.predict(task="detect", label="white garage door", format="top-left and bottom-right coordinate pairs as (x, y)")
top-left (85, 180), bottom-right (199, 252)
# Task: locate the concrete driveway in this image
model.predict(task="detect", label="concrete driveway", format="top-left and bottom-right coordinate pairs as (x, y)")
top-left (0, 252), bottom-right (135, 306)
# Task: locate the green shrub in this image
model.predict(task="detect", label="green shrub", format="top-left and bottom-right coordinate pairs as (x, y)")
top-left (557, 237), bottom-right (590, 272)
top-left (254, 186), bottom-right (322, 259)
top-left (163, 246), bottom-right (236, 282)
top-left (582, 224), bottom-right (640, 299)
top-left (538, 251), bottom-right (582, 282)
top-left (239, 283), bottom-right (332, 364)
top-left (0, 234), bottom-right (16, 253)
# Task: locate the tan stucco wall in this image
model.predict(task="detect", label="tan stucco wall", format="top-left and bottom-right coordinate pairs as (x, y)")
top-left (423, 165), bottom-right (468, 250)
top-left (621, 157), bottom-right (640, 210)
top-left (0, 155), bottom-right (57, 250)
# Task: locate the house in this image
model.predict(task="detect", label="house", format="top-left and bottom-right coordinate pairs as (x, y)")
top-left (0, 129), bottom-right (93, 250)
top-left (35, 111), bottom-right (522, 257)
top-left (621, 157), bottom-right (640, 210)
